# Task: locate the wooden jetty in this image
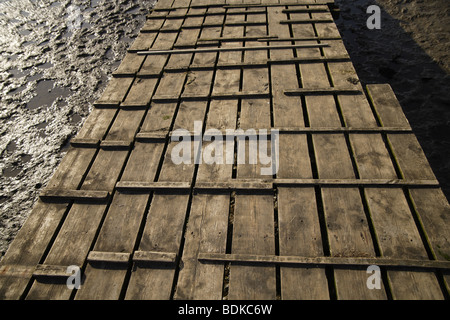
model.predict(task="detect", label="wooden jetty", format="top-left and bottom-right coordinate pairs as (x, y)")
top-left (0, 0), bottom-right (449, 300)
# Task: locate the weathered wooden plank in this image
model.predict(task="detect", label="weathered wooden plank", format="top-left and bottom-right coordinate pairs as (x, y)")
top-left (138, 32), bottom-right (178, 76)
top-left (282, 8), bottom-right (330, 13)
top-left (26, 146), bottom-right (129, 299)
top-left (0, 134), bottom-right (101, 299)
top-left (388, 134), bottom-right (437, 181)
top-left (313, 134), bottom-right (354, 179)
top-left (195, 180), bottom-right (272, 190)
top-left (86, 251), bottom-right (131, 264)
top-left (153, 72), bottom-right (188, 100)
top-left (72, 14), bottom-right (185, 296)
top-left (168, 126), bottom-right (414, 135)
top-left (0, 201), bottom-right (68, 299)
top-left (120, 77), bottom-right (158, 107)
top-left (33, 264), bottom-right (72, 278)
top-left (165, 18), bottom-right (195, 70)
top-left (280, 18), bottom-right (334, 24)
top-left (189, 178), bottom-right (441, 188)
top-left (277, 179), bottom-right (330, 300)
top-left (289, 11), bottom-right (340, 128)
top-left (198, 35), bottom-right (276, 42)
top-left (95, 77), bottom-right (134, 104)
top-left (125, 19), bottom-right (197, 296)
top-left (350, 134), bottom-right (398, 180)
top-left (141, 16), bottom-right (166, 33)
top-left (70, 138), bottom-right (99, 147)
top-left (240, 17), bottom-right (270, 130)
top-left (276, 130), bottom-right (327, 298)
top-left (161, 6), bottom-right (189, 31)
top-left (199, 253), bottom-right (450, 270)
top-left (409, 188), bottom-right (450, 293)
top-left (347, 112), bottom-right (444, 298)
top-left (212, 28), bottom-right (243, 97)
top-left (322, 187), bottom-right (387, 300)
top-left (181, 7), bottom-right (207, 28)
top-left (153, 0), bottom-right (176, 10)
top-left (313, 131), bottom-right (387, 299)
top-left (103, 110), bottom-right (145, 143)
top-left (128, 32), bottom-right (159, 52)
top-left (73, 142), bottom-right (164, 300)
top-left (277, 126), bottom-right (412, 133)
top-left (99, 140), bottom-right (131, 149)
top-left (275, 178), bottom-right (439, 187)
top-left (124, 192), bottom-right (190, 300)
top-left (133, 251), bottom-right (178, 264)
top-left (268, 7), bottom-right (305, 127)
top-left (365, 188), bottom-right (444, 299)
top-left (206, 99), bottom-right (238, 132)
top-left (366, 84), bottom-right (410, 128)
top-left (39, 189), bottom-right (109, 202)
top-left (140, 102), bottom-right (178, 134)
top-left (74, 108), bottom-right (117, 140)
top-left (46, 147), bottom-right (97, 190)
top-left (227, 11), bottom-right (276, 297)
top-left (228, 189), bottom-right (276, 300)
top-left (136, 131), bottom-right (168, 141)
top-left (139, 44), bottom-right (328, 55)
top-left (112, 53), bottom-right (145, 76)
top-left (182, 71), bottom-right (214, 98)
top-left (175, 192), bottom-right (230, 299)
top-left (174, 11), bottom-right (233, 299)
top-left (313, 8), bottom-right (377, 128)
top-left (116, 181), bottom-right (191, 191)
top-left (224, 1), bottom-right (333, 8)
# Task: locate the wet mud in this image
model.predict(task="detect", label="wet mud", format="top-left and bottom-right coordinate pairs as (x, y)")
top-left (0, 0), bottom-right (156, 256)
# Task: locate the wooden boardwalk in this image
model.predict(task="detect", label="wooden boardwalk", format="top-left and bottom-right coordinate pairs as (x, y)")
top-left (1, 0), bottom-right (449, 300)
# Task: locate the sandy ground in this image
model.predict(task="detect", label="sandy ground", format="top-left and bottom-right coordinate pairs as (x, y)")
top-left (0, 0), bottom-right (449, 257)
top-left (335, 0), bottom-right (450, 199)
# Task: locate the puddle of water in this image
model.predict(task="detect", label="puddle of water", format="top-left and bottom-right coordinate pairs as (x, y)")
top-left (3, 165), bottom-right (21, 178)
top-left (26, 80), bottom-right (71, 109)
top-left (28, 72), bottom-right (42, 81)
top-left (36, 121), bottom-right (47, 129)
top-left (9, 68), bottom-right (30, 78)
top-left (70, 113), bottom-right (82, 125)
top-left (18, 29), bottom-right (32, 36)
top-left (91, 0), bottom-right (102, 8)
top-left (8, 84), bottom-right (27, 94)
top-left (37, 62), bottom-right (54, 69)
top-left (22, 40), bottom-right (35, 46)
top-left (7, 54), bottom-right (19, 61)
top-left (6, 141), bottom-right (17, 153)
top-left (20, 154), bottom-right (32, 164)
top-left (82, 21), bottom-right (93, 29)
top-left (38, 40), bottom-right (49, 47)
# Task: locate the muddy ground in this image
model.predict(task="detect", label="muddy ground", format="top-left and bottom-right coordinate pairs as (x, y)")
top-left (0, 0), bottom-right (449, 257)
top-left (0, 0), bottom-right (156, 256)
